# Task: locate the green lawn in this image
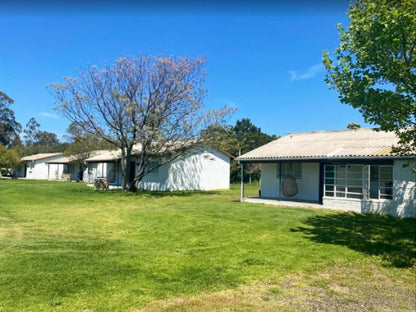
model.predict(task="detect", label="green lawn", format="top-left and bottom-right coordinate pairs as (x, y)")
top-left (0, 179), bottom-right (415, 312)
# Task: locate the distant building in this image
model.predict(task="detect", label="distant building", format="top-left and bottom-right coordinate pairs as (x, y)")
top-left (19, 146), bottom-right (232, 192)
top-left (84, 146), bottom-right (232, 191)
top-left (20, 153), bottom-right (64, 180)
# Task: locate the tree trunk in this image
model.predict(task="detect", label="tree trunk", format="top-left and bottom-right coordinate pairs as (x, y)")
top-left (120, 147), bottom-right (134, 191)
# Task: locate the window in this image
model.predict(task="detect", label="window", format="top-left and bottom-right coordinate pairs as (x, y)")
top-left (281, 163), bottom-right (302, 179)
top-left (324, 164), bottom-right (364, 199)
top-left (370, 166), bottom-right (393, 199)
top-left (324, 164), bottom-right (393, 200)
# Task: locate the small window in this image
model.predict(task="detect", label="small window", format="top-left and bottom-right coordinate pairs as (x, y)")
top-left (281, 163), bottom-right (302, 179)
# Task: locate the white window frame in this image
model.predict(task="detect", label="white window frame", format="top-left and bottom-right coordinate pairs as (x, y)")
top-left (324, 164), bottom-right (393, 200)
top-left (324, 164), bottom-right (364, 199)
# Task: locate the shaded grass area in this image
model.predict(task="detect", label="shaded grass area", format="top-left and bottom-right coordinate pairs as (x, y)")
top-left (0, 179), bottom-right (415, 311)
top-left (291, 212), bottom-right (416, 268)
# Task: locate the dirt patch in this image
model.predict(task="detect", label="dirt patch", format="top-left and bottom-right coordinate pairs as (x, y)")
top-left (136, 263), bottom-right (415, 312)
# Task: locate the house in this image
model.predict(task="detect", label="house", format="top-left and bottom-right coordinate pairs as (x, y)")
top-left (20, 153), bottom-right (65, 179)
top-left (236, 128), bottom-right (415, 218)
top-left (84, 146), bottom-right (232, 191)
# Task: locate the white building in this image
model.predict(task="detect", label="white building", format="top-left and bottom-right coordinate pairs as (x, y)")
top-left (20, 153), bottom-right (64, 180)
top-left (236, 128), bottom-right (415, 218)
top-left (84, 146), bottom-right (232, 191)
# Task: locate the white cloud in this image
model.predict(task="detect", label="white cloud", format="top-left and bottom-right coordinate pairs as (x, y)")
top-left (38, 112), bottom-right (61, 119)
top-left (289, 64), bottom-right (324, 81)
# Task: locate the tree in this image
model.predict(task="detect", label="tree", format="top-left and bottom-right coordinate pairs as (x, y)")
top-left (347, 122), bottom-right (361, 130)
top-left (23, 117), bottom-right (41, 147)
top-left (234, 118), bottom-right (277, 154)
top-left (33, 131), bottom-right (61, 150)
top-left (323, 0), bottom-right (416, 155)
top-left (49, 55), bottom-right (232, 191)
top-left (200, 124), bottom-right (238, 153)
top-left (0, 144), bottom-right (20, 177)
top-left (0, 91), bottom-right (21, 148)
top-left (201, 118), bottom-right (278, 183)
top-left (232, 118), bottom-right (278, 183)
top-left (22, 117), bottom-right (64, 154)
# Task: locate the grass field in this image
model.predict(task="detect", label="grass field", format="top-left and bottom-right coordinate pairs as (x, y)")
top-left (0, 179), bottom-right (415, 312)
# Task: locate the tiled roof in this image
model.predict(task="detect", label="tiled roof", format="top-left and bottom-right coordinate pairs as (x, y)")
top-left (236, 128), bottom-right (408, 161)
top-left (21, 153), bottom-right (63, 162)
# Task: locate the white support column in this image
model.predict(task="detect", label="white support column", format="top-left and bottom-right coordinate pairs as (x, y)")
top-left (240, 162), bottom-right (244, 201)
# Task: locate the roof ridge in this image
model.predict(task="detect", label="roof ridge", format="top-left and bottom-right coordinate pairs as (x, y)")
top-left (286, 127), bottom-right (378, 136)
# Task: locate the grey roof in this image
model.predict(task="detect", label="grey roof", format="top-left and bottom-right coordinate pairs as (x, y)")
top-left (236, 128), bottom-right (408, 161)
top-left (21, 153), bottom-right (63, 162)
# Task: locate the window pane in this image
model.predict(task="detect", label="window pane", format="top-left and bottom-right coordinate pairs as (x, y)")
top-left (380, 194), bottom-right (393, 199)
top-left (348, 165), bottom-right (362, 172)
top-left (347, 188), bottom-right (362, 194)
top-left (347, 193), bottom-right (363, 199)
top-left (336, 186), bottom-right (346, 192)
top-left (325, 185), bottom-right (334, 191)
top-left (325, 171), bottom-right (335, 178)
top-left (349, 172), bottom-right (362, 179)
top-left (337, 170), bottom-right (346, 178)
top-left (336, 178), bottom-right (346, 186)
top-left (380, 166), bottom-right (393, 180)
top-left (282, 162), bottom-right (302, 179)
top-left (348, 181), bottom-right (363, 187)
top-left (325, 178), bottom-right (334, 185)
top-left (370, 165), bottom-right (393, 200)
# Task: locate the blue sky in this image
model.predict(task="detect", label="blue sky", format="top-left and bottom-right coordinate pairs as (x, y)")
top-left (0, 1), bottom-right (370, 140)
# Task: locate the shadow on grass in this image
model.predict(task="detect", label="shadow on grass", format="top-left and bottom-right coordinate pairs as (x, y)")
top-left (291, 212), bottom-right (416, 268)
top-left (92, 188), bottom-right (224, 198)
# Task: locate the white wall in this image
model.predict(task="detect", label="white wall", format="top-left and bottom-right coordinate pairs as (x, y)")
top-left (260, 162), bottom-right (320, 202)
top-left (260, 163), bottom-right (279, 198)
top-left (25, 155), bottom-right (64, 180)
top-left (48, 163), bottom-right (65, 180)
top-left (138, 147), bottom-right (230, 191)
top-left (198, 148), bottom-right (230, 190)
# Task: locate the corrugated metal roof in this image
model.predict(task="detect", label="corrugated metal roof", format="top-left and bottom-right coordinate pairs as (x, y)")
top-left (21, 153), bottom-right (63, 162)
top-left (85, 144), bottom-right (233, 162)
top-left (236, 128), bottom-right (407, 161)
top-left (45, 155), bottom-right (78, 164)
top-left (85, 145), bottom-right (145, 162)
top-left (85, 149), bottom-right (122, 162)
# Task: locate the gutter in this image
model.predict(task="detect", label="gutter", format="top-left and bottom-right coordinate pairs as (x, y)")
top-left (236, 155), bottom-right (416, 163)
